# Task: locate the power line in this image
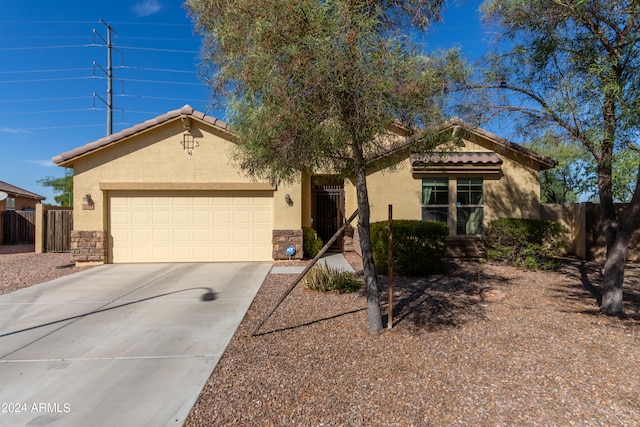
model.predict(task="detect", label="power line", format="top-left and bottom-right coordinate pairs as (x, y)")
top-left (117, 94), bottom-right (207, 102)
top-left (117, 66), bottom-right (197, 74)
top-left (0, 68), bottom-right (93, 75)
top-left (109, 22), bottom-right (191, 27)
top-left (0, 96), bottom-right (92, 103)
top-left (0, 76), bottom-right (96, 84)
top-left (0, 21), bottom-right (98, 24)
top-left (118, 78), bottom-right (202, 86)
top-left (0, 66), bottom-right (196, 76)
top-left (118, 45), bottom-right (199, 54)
top-left (0, 21), bottom-right (190, 26)
top-left (120, 110), bottom-right (174, 115)
top-left (0, 20), bottom-right (207, 136)
top-left (0, 36), bottom-right (89, 40)
top-left (0, 44), bottom-right (98, 51)
top-left (0, 108), bottom-right (102, 116)
top-left (24, 123), bottom-right (107, 131)
top-left (118, 36), bottom-right (196, 42)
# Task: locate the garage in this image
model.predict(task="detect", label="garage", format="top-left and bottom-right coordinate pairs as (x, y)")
top-left (53, 106), bottom-right (302, 265)
top-left (109, 191), bottom-right (273, 263)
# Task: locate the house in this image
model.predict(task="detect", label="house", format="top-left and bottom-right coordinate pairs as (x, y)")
top-left (0, 181), bottom-right (46, 211)
top-left (53, 106), bottom-right (555, 265)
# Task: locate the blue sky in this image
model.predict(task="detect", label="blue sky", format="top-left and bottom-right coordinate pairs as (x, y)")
top-left (0, 0), bottom-right (488, 204)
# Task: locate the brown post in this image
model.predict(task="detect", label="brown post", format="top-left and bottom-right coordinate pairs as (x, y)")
top-left (388, 204), bottom-right (393, 330)
top-left (250, 209), bottom-right (359, 337)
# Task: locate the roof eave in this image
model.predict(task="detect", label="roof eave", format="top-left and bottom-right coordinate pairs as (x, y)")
top-left (52, 105), bottom-right (235, 166)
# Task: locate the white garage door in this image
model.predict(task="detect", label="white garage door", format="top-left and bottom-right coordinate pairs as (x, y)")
top-left (109, 191), bottom-right (273, 263)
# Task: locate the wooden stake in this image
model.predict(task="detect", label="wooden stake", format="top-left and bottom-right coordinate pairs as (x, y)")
top-left (388, 204), bottom-right (393, 330)
top-left (250, 209), bottom-right (359, 336)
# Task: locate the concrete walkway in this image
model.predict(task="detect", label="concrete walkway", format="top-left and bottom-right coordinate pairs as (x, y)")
top-left (271, 253), bottom-right (354, 274)
top-left (0, 262), bottom-right (270, 427)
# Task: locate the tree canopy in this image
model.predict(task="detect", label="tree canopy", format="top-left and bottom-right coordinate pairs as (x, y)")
top-left (526, 135), bottom-right (594, 204)
top-left (37, 169), bottom-right (73, 207)
top-left (187, 0), bottom-right (454, 332)
top-left (465, 0), bottom-right (640, 314)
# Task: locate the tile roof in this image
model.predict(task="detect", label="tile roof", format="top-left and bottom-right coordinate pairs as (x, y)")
top-left (376, 118), bottom-right (556, 170)
top-left (53, 105), bottom-right (233, 165)
top-left (439, 118), bottom-right (556, 170)
top-left (53, 106), bottom-right (555, 172)
top-left (410, 152), bottom-right (503, 166)
top-left (0, 181), bottom-right (45, 200)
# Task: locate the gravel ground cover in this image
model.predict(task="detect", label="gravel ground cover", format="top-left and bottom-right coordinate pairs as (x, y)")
top-left (2, 246), bottom-right (638, 425)
top-left (186, 255), bottom-right (640, 426)
top-left (0, 245), bottom-right (94, 295)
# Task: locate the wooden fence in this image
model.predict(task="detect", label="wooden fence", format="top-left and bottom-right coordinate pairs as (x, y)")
top-left (45, 210), bottom-right (73, 252)
top-left (541, 202), bottom-right (640, 262)
top-left (0, 208), bottom-right (73, 252)
top-left (0, 210), bottom-right (36, 245)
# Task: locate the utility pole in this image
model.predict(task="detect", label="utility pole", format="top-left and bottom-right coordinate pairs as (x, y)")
top-left (104, 18), bottom-right (113, 136)
top-left (93, 19), bottom-right (119, 136)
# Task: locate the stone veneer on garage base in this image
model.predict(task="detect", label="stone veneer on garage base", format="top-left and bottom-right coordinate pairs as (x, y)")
top-left (71, 229), bottom-right (305, 263)
top-left (71, 230), bottom-right (106, 263)
top-left (272, 229), bottom-right (303, 260)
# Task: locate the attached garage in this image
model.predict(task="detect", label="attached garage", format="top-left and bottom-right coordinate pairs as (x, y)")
top-left (108, 191), bottom-right (274, 263)
top-left (53, 105), bottom-right (305, 265)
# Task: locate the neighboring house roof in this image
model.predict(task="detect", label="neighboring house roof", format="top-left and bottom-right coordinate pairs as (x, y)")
top-left (53, 105), bottom-right (233, 166)
top-left (0, 181), bottom-right (45, 200)
top-left (53, 106), bottom-right (556, 171)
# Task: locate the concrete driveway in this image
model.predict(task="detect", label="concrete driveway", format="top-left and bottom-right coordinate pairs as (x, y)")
top-left (0, 262), bottom-right (271, 426)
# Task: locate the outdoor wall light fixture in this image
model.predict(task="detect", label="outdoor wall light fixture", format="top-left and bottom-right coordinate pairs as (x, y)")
top-left (285, 194), bottom-right (293, 205)
top-left (180, 132), bottom-right (199, 155)
top-left (82, 194), bottom-right (95, 210)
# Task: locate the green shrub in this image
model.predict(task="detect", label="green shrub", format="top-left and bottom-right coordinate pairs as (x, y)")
top-left (370, 220), bottom-right (448, 276)
top-left (485, 218), bottom-right (568, 270)
top-left (303, 227), bottom-right (323, 258)
top-left (303, 263), bottom-right (361, 293)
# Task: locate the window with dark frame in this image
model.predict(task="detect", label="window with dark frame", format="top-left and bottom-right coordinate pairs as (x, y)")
top-left (456, 178), bottom-right (483, 235)
top-left (421, 178), bottom-right (448, 225)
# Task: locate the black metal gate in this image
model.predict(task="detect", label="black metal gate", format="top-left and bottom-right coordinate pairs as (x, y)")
top-left (45, 210), bottom-right (73, 252)
top-left (313, 182), bottom-right (344, 252)
top-left (1, 210), bottom-right (36, 245)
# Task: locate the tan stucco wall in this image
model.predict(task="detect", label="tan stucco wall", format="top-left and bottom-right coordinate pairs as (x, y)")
top-left (540, 203), bottom-right (579, 256)
top-left (543, 202), bottom-right (640, 262)
top-left (350, 134), bottom-right (543, 230)
top-left (301, 175), bottom-right (313, 228)
top-left (347, 157), bottom-right (420, 223)
top-left (70, 118), bottom-right (301, 232)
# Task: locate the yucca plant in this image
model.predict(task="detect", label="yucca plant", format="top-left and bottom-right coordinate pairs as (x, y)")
top-left (303, 263), bottom-right (361, 294)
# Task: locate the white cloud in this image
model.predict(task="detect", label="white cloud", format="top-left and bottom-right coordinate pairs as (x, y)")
top-left (1, 127), bottom-right (32, 134)
top-left (27, 160), bottom-right (57, 167)
top-left (132, 0), bottom-right (163, 17)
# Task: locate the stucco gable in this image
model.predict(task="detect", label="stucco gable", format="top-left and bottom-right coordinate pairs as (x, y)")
top-left (53, 105), bottom-right (233, 166)
top-left (437, 118), bottom-right (556, 170)
top-left (370, 118), bottom-right (556, 171)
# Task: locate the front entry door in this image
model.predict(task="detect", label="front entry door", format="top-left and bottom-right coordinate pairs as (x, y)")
top-left (313, 181), bottom-right (345, 252)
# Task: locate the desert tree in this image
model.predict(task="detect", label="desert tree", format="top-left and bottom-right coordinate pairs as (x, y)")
top-left (186, 0), bottom-right (457, 332)
top-left (37, 169), bottom-right (73, 207)
top-left (462, 0), bottom-right (640, 314)
top-left (526, 134), bottom-right (596, 203)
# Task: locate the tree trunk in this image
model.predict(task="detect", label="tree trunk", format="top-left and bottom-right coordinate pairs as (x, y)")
top-left (352, 141), bottom-right (383, 334)
top-left (600, 164), bottom-right (640, 314)
top-left (600, 228), bottom-right (629, 314)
